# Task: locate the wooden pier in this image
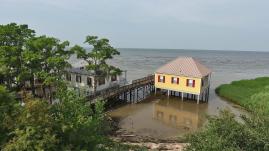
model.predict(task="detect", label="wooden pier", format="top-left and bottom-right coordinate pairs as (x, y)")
top-left (87, 74), bottom-right (155, 104)
top-left (20, 73), bottom-right (210, 105)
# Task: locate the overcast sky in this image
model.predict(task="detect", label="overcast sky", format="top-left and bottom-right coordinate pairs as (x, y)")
top-left (1, 0), bottom-right (269, 51)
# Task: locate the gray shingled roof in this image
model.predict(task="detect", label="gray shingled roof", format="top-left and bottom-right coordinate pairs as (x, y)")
top-left (65, 67), bottom-right (95, 76)
top-left (155, 57), bottom-right (211, 78)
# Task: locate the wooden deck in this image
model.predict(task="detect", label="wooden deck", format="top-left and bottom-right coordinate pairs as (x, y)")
top-left (20, 74), bottom-right (155, 104)
top-left (87, 74), bottom-right (155, 103)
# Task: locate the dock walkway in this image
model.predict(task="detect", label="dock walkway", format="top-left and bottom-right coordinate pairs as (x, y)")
top-left (87, 74), bottom-right (155, 103)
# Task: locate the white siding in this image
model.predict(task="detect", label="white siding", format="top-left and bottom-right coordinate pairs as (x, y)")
top-left (65, 73), bottom-right (126, 95)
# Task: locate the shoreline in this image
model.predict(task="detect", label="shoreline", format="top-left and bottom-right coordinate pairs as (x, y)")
top-left (108, 120), bottom-right (188, 150)
top-left (215, 77), bottom-right (269, 114)
top-left (106, 108), bottom-right (189, 150)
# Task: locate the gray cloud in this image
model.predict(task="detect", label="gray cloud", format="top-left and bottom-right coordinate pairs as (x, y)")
top-left (1, 0), bottom-right (269, 51)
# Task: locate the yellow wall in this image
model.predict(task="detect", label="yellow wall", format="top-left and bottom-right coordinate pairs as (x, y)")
top-left (155, 73), bottom-right (201, 94)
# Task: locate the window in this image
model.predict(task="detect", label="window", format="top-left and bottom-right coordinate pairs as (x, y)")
top-left (66, 73), bottom-right (71, 81)
top-left (111, 75), bottom-right (117, 82)
top-left (158, 75), bottom-right (165, 83)
top-left (76, 75), bottom-right (81, 83)
top-left (87, 77), bottom-right (92, 86)
top-left (98, 77), bottom-right (105, 86)
top-left (186, 79), bottom-right (195, 87)
top-left (171, 77), bottom-right (179, 84)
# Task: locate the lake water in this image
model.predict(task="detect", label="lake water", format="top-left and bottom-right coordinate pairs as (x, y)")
top-left (74, 48), bottom-right (269, 139)
top-left (107, 49), bottom-right (269, 139)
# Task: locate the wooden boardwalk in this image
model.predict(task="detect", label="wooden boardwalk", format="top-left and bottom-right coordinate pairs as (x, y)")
top-left (87, 74), bottom-right (155, 103)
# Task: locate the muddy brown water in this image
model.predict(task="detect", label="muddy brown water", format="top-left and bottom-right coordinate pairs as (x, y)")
top-left (108, 95), bottom-right (207, 139)
top-left (108, 93), bottom-right (247, 140)
top-left (107, 73), bottom-right (250, 140)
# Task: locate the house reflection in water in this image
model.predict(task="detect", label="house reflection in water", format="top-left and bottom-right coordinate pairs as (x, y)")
top-left (153, 97), bottom-right (207, 131)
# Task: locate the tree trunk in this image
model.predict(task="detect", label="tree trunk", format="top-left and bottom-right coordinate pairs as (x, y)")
top-left (30, 76), bottom-right (36, 96)
top-left (93, 77), bottom-right (97, 96)
top-left (7, 77), bottom-right (12, 90)
top-left (48, 85), bottom-right (53, 104)
top-left (42, 85), bottom-right (46, 98)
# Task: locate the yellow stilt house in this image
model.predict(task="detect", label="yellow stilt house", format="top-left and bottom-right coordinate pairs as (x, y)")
top-left (155, 57), bottom-right (212, 104)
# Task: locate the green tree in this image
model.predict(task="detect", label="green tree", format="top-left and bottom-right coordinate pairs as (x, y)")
top-left (53, 89), bottom-right (143, 150)
top-left (0, 23), bottom-right (35, 90)
top-left (52, 89), bottom-right (110, 150)
top-left (3, 100), bottom-right (58, 151)
top-left (25, 36), bottom-right (73, 102)
top-left (71, 36), bottom-right (121, 93)
top-left (0, 85), bottom-right (20, 147)
top-left (1, 86), bottom-right (143, 151)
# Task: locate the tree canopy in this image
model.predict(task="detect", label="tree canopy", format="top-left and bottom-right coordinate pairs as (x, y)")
top-left (25, 36), bottom-right (73, 101)
top-left (0, 23), bottom-right (73, 101)
top-left (0, 23), bottom-right (35, 90)
top-left (0, 85), bottom-right (144, 151)
top-left (0, 85), bottom-right (20, 147)
top-left (3, 100), bottom-right (58, 151)
top-left (0, 85), bottom-right (107, 150)
top-left (0, 22), bottom-right (144, 151)
top-left (185, 110), bottom-right (269, 151)
top-left (71, 36), bottom-right (121, 93)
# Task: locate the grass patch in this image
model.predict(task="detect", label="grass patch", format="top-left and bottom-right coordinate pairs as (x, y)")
top-left (215, 77), bottom-right (269, 114)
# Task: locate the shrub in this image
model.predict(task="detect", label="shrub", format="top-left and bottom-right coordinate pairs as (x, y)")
top-left (185, 110), bottom-right (269, 151)
top-left (187, 77), bottom-right (269, 151)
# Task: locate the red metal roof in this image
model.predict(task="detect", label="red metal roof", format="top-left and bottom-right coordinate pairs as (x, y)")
top-left (155, 57), bottom-right (212, 78)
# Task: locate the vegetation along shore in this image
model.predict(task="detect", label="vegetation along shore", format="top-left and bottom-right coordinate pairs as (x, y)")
top-left (185, 77), bottom-right (269, 150)
top-left (216, 77), bottom-right (269, 114)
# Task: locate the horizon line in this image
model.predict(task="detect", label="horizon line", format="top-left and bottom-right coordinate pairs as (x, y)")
top-left (115, 47), bottom-right (269, 53)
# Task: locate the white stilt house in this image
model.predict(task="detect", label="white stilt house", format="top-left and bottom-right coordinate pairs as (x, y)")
top-left (64, 67), bottom-right (127, 96)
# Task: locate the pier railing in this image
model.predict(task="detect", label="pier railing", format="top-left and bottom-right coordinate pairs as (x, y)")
top-left (87, 74), bottom-right (154, 102)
